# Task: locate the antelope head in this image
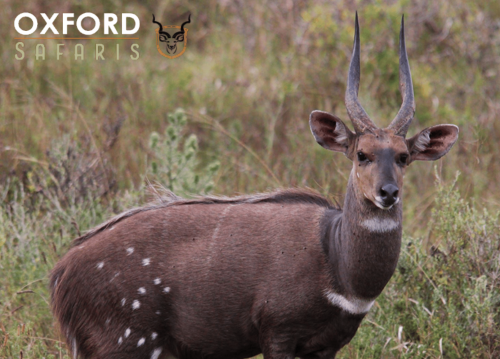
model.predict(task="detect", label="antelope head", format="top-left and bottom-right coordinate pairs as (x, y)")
top-left (310, 14), bottom-right (458, 210)
top-left (152, 14), bottom-right (191, 55)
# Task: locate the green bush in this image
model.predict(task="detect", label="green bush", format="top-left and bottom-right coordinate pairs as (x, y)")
top-left (147, 109), bottom-right (219, 197)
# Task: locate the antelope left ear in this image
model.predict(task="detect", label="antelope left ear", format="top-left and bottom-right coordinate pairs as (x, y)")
top-left (407, 124), bottom-right (459, 162)
top-left (309, 110), bottom-right (355, 157)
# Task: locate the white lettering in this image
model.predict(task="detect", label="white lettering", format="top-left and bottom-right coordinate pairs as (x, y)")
top-left (63, 13), bottom-right (74, 34)
top-left (77, 13), bottom-right (100, 35)
top-left (41, 13), bottom-right (59, 34)
top-left (122, 13), bottom-right (140, 34)
top-left (14, 13), bottom-right (38, 35)
top-left (104, 13), bottom-right (118, 34)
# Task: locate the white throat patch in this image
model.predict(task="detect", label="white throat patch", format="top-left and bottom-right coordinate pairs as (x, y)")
top-left (324, 290), bottom-right (375, 314)
top-left (361, 217), bottom-right (399, 233)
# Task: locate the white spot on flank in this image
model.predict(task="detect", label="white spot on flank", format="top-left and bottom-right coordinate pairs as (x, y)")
top-left (324, 290), bottom-right (375, 314)
top-left (138, 287), bottom-right (146, 294)
top-left (96, 262), bottom-right (104, 270)
top-left (357, 172), bottom-right (360, 178)
top-left (118, 336), bottom-right (123, 345)
top-left (151, 332), bottom-right (158, 340)
top-left (124, 328), bottom-right (131, 338)
top-left (105, 318), bottom-right (111, 325)
top-left (151, 348), bottom-right (163, 359)
top-left (109, 226), bottom-right (115, 231)
top-left (138, 337), bottom-right (145, 347)
top-left (156, 311), bottom-right (161, 315)
top-left (132, 300), bottom-right (141, 309)
top-left (361, 218), bottom-right (399, 233)
top-left (142, 258), bottom-right (150, 266)
top-left (154, 278), bottom-right (161, 285)
top-left (163, 287), bottom-right (171, 293)
top-left (110, 272), bottom-right (120, 282)
top-left (127, 247), bottom-right (134, 255)
top-left (121, 298), bottom-right (126, 306)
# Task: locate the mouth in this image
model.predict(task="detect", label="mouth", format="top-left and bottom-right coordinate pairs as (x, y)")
top-left (374, 196), bottom-right (399, 210)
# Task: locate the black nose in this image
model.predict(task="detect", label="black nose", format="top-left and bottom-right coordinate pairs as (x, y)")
top-left (379, 184), bottom-right (399, 206)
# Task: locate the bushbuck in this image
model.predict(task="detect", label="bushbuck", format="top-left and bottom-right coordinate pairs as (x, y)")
top-left (50, 14), bottom-right (459, 359)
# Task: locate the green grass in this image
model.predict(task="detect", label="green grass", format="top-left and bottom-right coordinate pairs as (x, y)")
top-left (0, 0), bottom-right (499, 357)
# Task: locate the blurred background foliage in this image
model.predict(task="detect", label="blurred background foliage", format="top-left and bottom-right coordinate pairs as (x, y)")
top-left (0, 0), bottom-right (499, 357)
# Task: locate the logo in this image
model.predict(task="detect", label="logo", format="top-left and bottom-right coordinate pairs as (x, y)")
top-left (13, 13), bottom-right (141, 61)
top-left (152, 14), bottom-right (191, 59)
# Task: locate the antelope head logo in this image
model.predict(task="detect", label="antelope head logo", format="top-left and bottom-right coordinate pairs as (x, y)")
top-left (152, 14), bottom-right (191, 57)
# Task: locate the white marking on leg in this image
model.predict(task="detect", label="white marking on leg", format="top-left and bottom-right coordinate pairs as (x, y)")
top-left (154, 278), bottom-right (161, 285)
top-left (163, 287), bottom-right (171, 293)
top-left (127, 247), bottom-right (134, 255)
top-left (121, 298), bottom-right (126, 306)
top-left (124, 328), bottom-right (131, 338)
top-left (142, 258), bottom-right (150, 266)
top-left (138, 287), bottom-right (146, 294)
top-left (72, 337), bottom-right (77, 359)
top-left (151, 332), bottom-right (158, 340)
top-left (132, 300), bottom-right (141, 309)
top-left (324, 290), bottom-right (375, 314)
top-left (96, 262), bottom-right (104, 270)
top-left (118, 336), bottom-right (123, 345)
top-left (361, 218), bottom-right (399, 233)
top-left (151, 348), bottom-right (163, 359)
top-left (138, 337), bottom-right (146, 347)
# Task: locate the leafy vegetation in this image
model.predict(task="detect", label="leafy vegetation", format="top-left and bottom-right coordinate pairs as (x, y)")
top-left (0, 0), bottom-right (499, 357)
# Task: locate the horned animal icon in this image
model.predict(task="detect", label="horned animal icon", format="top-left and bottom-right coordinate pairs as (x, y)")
top-left (153, 14), bottom-right (191, 55)
top-left (51, 13), bottom-right (458, 359)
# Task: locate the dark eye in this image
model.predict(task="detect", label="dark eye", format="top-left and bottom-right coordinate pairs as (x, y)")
top-left (357, 152), bottom-right (368, 162)
top-left (399, 154), bottom-right (409, 165)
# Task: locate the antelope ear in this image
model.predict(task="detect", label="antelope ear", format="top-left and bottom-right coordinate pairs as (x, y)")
top-left (309, 110), bottom-right (355, 156)
top-left (407, 124), bottom-right (459, 162)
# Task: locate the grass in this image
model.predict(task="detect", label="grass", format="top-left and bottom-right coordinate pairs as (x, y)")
top-left (0, 0), bottom-right (499, 357)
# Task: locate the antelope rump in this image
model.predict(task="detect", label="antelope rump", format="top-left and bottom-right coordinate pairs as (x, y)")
top-left (50, 14), bottom-right (459, 359)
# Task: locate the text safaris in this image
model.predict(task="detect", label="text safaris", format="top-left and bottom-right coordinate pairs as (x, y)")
top-left (15, 43), bottom-right (140, 61)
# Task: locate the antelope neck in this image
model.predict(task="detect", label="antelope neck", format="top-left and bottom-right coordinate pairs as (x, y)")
top-left (323, 171), bottom-right (402, 302)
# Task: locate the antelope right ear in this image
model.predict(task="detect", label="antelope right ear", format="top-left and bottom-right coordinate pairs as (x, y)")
top-left (407, 124), bottom-right (459, 162)
top-left (309, 110), bottom-right (355, 156)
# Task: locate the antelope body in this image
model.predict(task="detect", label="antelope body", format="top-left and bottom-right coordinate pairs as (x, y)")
top-left (50, 15), bottom-right (458, 359)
